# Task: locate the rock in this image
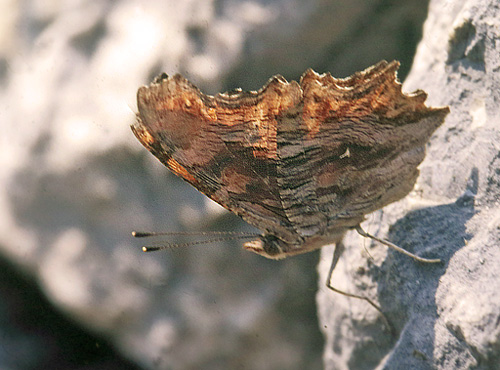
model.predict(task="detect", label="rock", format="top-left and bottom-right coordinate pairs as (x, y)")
top-left (317, 0), bottom-right (500, 369)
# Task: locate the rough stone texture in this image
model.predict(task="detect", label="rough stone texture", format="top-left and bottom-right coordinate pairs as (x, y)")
top-left (1, 0), bottom-right (432, 369)
top-left (317, 0), bottom-right (500, 369)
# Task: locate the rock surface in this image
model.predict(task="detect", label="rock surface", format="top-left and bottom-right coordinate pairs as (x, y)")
top-left (1, 0), bottom-right (437, 369)
top-left (317, 0), bottom-right (500, 369)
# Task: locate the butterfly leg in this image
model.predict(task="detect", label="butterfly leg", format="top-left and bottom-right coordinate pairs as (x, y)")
top-left (326, 242), bottom-right (383, 312)
top-left (326, 242), bottom-right (392, 331)
top-left (355, 225), bottom-right (441, 264)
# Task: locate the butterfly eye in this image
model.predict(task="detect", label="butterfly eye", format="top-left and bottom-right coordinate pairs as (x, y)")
top-left (261, 235), bottom-right (285, 257)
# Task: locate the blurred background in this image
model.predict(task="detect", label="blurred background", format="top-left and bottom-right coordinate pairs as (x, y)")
top-left (0, 0), bottom-right (431, 368)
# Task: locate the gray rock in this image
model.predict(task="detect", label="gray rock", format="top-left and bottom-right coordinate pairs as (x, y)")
top-left (317, 0), bottom-right (500, 369)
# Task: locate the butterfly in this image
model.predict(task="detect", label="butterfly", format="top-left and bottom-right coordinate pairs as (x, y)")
top-left (131, 60), bottom-right (448, 316)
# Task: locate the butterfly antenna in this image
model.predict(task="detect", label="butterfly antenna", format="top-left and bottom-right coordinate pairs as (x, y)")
top-left (132, 231), bottom-right (259, 238)
top-left (131, 231), bottom-right (260, 252)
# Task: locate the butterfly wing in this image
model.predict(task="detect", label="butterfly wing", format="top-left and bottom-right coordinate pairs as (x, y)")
top-left (132, 73), bottom-right (303, 245)
top-left (132, 61), bottom-right (449, 258)
top-left (275, 61), bottom-right (449, 238)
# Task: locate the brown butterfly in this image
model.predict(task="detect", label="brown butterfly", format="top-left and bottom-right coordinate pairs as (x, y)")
top-left (131, 60), bottom-right (449, 315)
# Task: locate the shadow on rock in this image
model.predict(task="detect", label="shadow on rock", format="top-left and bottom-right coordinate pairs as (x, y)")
top-left (375, 169), bottom-right (477, 367)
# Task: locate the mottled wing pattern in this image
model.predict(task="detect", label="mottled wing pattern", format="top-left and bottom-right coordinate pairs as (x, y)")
top-left (132, 72), bottom-right (303, 245)
top-left (132, 61), bottom-right (449, 258)
top-left (275, 61), bottom-right (449, 241)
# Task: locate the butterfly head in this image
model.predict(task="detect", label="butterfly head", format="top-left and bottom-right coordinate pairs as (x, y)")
top-left (243, 235), bottom-right (290, 259)
top-left (243, 229), bottom-right (349, 259)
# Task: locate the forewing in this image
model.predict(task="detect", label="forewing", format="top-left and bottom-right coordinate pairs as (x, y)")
top-left (132, 73), bottom-right (302, 244)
